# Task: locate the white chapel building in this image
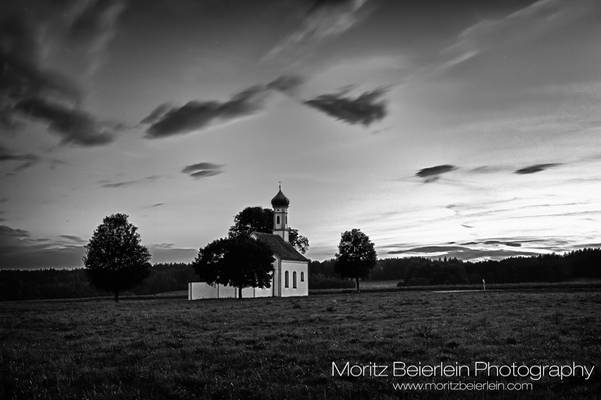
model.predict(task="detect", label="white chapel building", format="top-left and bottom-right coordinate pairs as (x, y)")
top-left (188, 186), bottom-right (309, 300)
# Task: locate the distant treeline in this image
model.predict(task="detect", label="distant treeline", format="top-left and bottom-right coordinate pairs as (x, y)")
top-left (2, 249), bottom-right (600, 300)
top-left (311, 248), bottom-right (601, 286)
top-left (0, 263), bottom-right (196, 301)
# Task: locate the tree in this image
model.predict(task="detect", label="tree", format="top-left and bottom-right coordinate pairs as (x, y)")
top-left (289, 228), bottom-right (309, 254)
top-left (229, 207), bottom-right (272, 237)
top-left (334, 229), bottom-right (377, 292)
top-left (228, 206), bottom-right (309, 254)
top-left (192, 235), bottom-right (275, 298)
top-left (83, 213), bottom-right (151, 302)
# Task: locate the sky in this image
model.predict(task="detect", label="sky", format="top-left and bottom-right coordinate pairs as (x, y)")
top-left (1, 0), bottom-right (600, 268)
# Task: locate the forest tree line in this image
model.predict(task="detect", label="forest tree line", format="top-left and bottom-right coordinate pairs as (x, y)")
top-left (0, 263), bottom-right (195, 301)
top-left (1, 248), bottom-right (600, 300)
top-left (311, 248), bottom-right (601, 285)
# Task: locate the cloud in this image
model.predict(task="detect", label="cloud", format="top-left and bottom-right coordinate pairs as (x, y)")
top-left (181, 162), bottom-right (224, 179)
top-left (469, 165), bottom-right (509, 174)
top-left (0, 145), bottom-right (40, 173)
top-left (0, 147), bottom-right (75, 176)
top-left (149, 243), bottom-right (196, 264)
top-left (382, 234), bottom-right (585, 262)
top-left (462, 240), bottom-right (522, 248)
top-left (140, 103), bottom-right (173, 125)
top-left (416, 164), bottom-right (457, 182)
top-left (66, 0), bottom-right (126, 75)
top-left (435, 162), bottom-right (561, 177)
top-left (0, 225), bottom-right (84, 269)
top-left (151, 242), bottom-right (174, 249)
top-left (266, 0), bottom-right (369, 59)
top-left (0, 17), bottom-right (82, 102)
top-left (439, 0), bottom-right (596, 72)
top-left (14, 98), bottom-right (117, 146)
top-left (0, 12), bottom-right (120, 145)
top-left (49, 159), bottom-right (68, 170)
top-left (143, 76), bottom-right (302, 138)
top-left (416, 164), bottom-right (457, 178)
top-left (0, 109), bottom-right (21, 130)
top-left (386, 244), bottom-right (536, 261)
top-left (389, 245), bottom-right (468, 254)
top-left (144, 100), bottom-right (238, 138)
top-left (100, 175), bottom-right (160, 188)
top-left (0, 225), bottom-right (29, 239)
top-left (266, 75), bottom-right (305, 95)
top-left (59, 235), bottom-right (86, 243)
top-left (515, 163), bottom-right (561, 175)
top-left (304, 88), bottom-right (387, 126)
top-left (0, 16), bottom-right (81, 133)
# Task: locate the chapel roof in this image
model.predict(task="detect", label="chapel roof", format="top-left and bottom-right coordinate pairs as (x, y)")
top-left (252, 232), bottom-right (308, 262)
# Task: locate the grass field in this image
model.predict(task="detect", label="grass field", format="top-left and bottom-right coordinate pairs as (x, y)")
top-left (1, 290), bottom-right (600, 399)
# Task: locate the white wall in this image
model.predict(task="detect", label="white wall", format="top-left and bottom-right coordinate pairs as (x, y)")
top-left (188, 281), bottom-right (275, 300)
top-left (272, 256), bottom-right (281, 296)
top-left (188, 282), bottom-right (218, 299)
top-left (280, 260), bottom-right (309, 297)
top-left (254, 286), bottom-right (273, 297)
top-left (219, 285), bottom-right (237, 298)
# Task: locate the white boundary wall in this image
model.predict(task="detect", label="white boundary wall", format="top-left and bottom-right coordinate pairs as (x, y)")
top-left (188, 282), bottom-right (273, 300)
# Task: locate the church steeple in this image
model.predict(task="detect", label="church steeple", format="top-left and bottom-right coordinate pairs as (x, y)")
top-left (271, 184), bottom-right (289, 241)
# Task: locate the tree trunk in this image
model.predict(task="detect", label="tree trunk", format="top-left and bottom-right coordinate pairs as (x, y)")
top-left (355, 277), bottom-right (360, 293)
top-left (114, 291), bottom-right (119, 302)
top-left (238, 287), bottom-right (242, 299)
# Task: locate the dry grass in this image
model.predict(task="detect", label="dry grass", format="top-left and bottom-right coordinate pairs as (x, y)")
top-left (1, 290), bottom-right (600, 399)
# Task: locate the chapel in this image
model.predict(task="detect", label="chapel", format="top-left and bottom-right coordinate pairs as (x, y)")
top-left (188, 186), bottom-right (309, 299)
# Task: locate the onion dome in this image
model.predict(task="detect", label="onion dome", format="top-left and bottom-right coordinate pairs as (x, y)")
top-left (271, 185), bottom-right (290, 208)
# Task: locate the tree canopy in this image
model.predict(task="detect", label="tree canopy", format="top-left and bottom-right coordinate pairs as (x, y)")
top-left (335, 229), bottom-right (377, 292)
top-left (192, 235), bottom-right (275, 298)
top-left (83, 213), bottom-right (151, 301)
top-left (228, 206), bottom-right (309, 254)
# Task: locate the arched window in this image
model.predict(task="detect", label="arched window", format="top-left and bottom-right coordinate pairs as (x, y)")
top-left (276, 215), bottom-right (280, 225)
top-left (300, 271), bottom-right (304, 282)
top-left (285, 270), bottom-right (289, 288)
top-left (293, 271), bottom-right (297, 288)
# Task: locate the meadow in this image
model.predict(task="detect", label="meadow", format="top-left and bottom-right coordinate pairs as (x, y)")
top-left (1, 289), bottom-right (600, 399)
